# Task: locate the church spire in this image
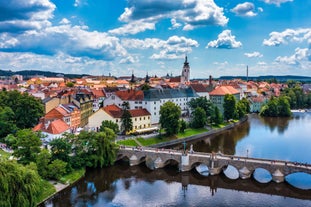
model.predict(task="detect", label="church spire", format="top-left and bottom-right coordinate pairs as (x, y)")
top-left (181, 55), bottom-right (190, 83)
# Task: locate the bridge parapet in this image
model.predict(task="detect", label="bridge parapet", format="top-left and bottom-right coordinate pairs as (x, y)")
top-left (117, 147), bottom-right (311, 184)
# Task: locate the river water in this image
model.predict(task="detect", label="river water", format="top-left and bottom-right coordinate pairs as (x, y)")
top-left (42, 113), bottom-right (311, 207)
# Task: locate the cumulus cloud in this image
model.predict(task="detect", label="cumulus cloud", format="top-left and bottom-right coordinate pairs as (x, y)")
top-left (0, 24), bottom-right (128, 60)
top-left (0, 0), bottom-right (55, 33)
top-left (119, 56), bottom-right (139, 64)
top-left (231, 2), bottom-right (257, 17)
top-left (112, 0), bottom-right (228, 35)
top-left (262, 0), bottom-right (293, 6)
top-left (244, 51), bottom-right (263, 58)
top-left (0, 51), bottom-right (113, 75)
top-left (263, 28), bottom-right (311, 46)
top-left (169, 18), bottom-right (182, 30)
top-left (109, 20), bottom-right (155, 35)
top-left (122, 35), bottom-right (199, 60)
top-left (275, 47), bottom-right (310, 65)
top-left (206, 30), bottom-right (242, 49)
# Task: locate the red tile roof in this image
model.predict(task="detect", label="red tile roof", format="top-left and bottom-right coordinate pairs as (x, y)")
top-left (129, 108), bottom-right (151, 117)
top-left (33, 119), bottom-right (70, 134)
top-left (116, 90), bottom-right (144, 101)
top-left (102, 105), bottom-right (150, 118)
top-left (190, 84), bottom-right (208, 92)
top-left (209, 86), bottom-right (240, 96)
top-left (91, 89), bottom-right (106, 98)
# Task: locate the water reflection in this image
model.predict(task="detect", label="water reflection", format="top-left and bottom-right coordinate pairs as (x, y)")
top-left (42, 162), bottom-right (311, 207)
top-left (42, 113), bottom-right (311, 207)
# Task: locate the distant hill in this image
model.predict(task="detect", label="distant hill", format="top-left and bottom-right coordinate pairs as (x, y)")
top-left (218, 75), bottom-right (311, 82)
top-left (0, 69), bottom-right (89, 79)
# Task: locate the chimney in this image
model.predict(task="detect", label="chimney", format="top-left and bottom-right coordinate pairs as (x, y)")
top-left (209, 75), bottom-right (212, 86)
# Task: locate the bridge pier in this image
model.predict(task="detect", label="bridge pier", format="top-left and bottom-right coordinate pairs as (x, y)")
top-left (180, 155), bottom-right (191, 172)
top-left (272, 169), bottom-right (285, 183)
top-left (129, 155), bottom-right (139, 166)
top-left (154, 157), bottom-right (165, 169)
top-left (239, 166), bottom-right (252, 179)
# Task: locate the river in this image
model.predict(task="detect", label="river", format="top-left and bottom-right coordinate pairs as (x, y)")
top-left (42, 112), bottom-right (311, 207)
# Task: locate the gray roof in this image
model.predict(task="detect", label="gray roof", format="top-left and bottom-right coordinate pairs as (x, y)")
top-left (143, 88), bottom-right (198, 101)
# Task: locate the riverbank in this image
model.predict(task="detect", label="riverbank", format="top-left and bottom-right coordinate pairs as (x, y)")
top-left (37, 168), bottom-right (85, 206)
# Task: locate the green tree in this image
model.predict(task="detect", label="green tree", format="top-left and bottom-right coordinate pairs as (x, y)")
top-left (188, 97), bottom-right (214, 121)
top-left (159, 101), bottom-right (181, 136)
top-left (191, 107), bottom-right (207, 128)
top-left (66, 82), bottom-right (74, 87)
top-left (74, 129), bottom-right (118, 168)
top-left (0, 106), bottom-right (17, 139)
top-left (121, 102), bottom-right (133, 134)
top-left (49, 138), bottom-right (71, 163)
top-left (236, 101), bottom-right (247, 119)
top-left (47, 159), bottom-right (67, 180)
top-left (260, 97), bottom-right (280, 117)
top-left (100, 120), bottom-right (119, 134)
top-left (179, 119), bottom-right (187, 133)
top-left (0, 90), bottom-right (44, 129)
top-left (36, 149), bottom-right (52, 179)
top-left (8, 129), bottom-right (42, 165)
top-left (223, 94), bottom-right (236, 121)
top-left (0, 161), bottom-right (42, 207)
top-left (211, 106), bottom-right (223, 125)
top-left (277, 96), bottom-right (292, 117)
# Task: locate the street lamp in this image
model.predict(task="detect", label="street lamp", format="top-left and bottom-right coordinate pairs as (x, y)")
top-left (247, 149), bottom-right (249, 158)
top-left (183, 141), bottom-right (186, 155)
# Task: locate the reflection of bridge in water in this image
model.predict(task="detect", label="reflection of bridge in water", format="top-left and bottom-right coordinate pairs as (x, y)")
top-left (118, 147), bottom-right (311, 185)
top-left (111, 162), bottom-right (311, 200)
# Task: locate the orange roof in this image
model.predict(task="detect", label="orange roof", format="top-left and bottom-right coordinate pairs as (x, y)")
top-left (129, 108), bottom-right (151, 117)
top-left (46, 119), bottom-right (70, 134)
top-left (91, 89), bottom-right (106, 98)
top-left (209, 86), bottom-right (240, 96)
top-left (116, 90), bottom-right (144, 101)
top-left (190, 84), bottom-right (208, 92)
top-left (102, 105), bottom-right (150, 118)
top-left (33, 119), bottom-right (70, 134)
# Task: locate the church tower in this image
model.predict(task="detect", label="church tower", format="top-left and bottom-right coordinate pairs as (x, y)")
top-left (181, 55), bottom-right (190, 83)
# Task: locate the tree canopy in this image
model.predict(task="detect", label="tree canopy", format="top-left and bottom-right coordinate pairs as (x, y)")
top-left (223, 94), bottom-right (237, 121)
top-left (260, 96), bottom-right (292, 117)
top-left (159, 101), bottom-right (181, 136)
top-left (191, 107), bottom-right (207, 128)
top-left (121, 102), bottom-right (133, 135)
top-left (0, 90), bottom-right (44, 138)
top-left (6, 129), bottom-right (42, 165)
top-left (100, 120), bottom-right (119, 134)
top-left (0, 161), bottom-right (42, 207)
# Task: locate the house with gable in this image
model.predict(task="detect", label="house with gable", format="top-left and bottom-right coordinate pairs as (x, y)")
top-left (209, 85), bottom-right (240, 114)
top-left (33, 118), bottom-right (71, 142)
top-left (87, 104), bottom-right (151, 133)
top-left (103, 89), bottom-right (144, 109)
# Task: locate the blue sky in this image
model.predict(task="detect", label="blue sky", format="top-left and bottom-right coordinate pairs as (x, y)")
top-left (0, 0), bottom-right (310, 78)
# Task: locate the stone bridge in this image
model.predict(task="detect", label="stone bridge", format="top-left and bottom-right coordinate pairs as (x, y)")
top-left (117, 147), bottom-right (311, 184)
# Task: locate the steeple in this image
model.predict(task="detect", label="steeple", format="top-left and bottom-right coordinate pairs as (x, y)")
top-left (145, 72), bottom-right (150, 83)
top-left (130, 70), bottom-right (135, 84)
top-left (181, 55), bottom-right (190, 83)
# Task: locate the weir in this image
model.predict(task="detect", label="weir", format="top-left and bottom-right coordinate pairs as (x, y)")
top-left (117, 146), bottom-right (311, 184)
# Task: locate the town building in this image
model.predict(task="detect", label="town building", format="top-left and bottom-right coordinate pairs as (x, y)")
top-left (209, 85), bottom-right (240, 113)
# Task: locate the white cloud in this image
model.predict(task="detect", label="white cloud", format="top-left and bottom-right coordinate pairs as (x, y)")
top-left (59, 18), bottom-right (70, 25)
top-left (263, 28), bottom-right (311, 46)
top-left (244, 51), bottom-right (263, 58)
top-left (0, 24), bottom-right (128, 61)
top-left (113, 0), bottom-right (228, 35)
top-left (169, 18), bottom-right (182, 30)
top-left (122, 36), bottom-right (199, 60)
top-left (275, 47), bottom-right (310, 65)
top-left (206, 30), bottom-right (242, 49)
top-left (231, 2), bottom-right (257, 17)
top-left (119, 56), bottom-right (139, 64)
top-left (74, 0), bottom-right (88, 7)
top-left (0, 0), bottom-right (55, 33)
top-left (108, 20), bottom-right (155, 35)
top-left (262, 0), bottom-right (293, 6)
top-left (0, 52), bottom-right (112, 75)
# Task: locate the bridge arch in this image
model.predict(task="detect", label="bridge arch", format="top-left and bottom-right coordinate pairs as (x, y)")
top-left (253, 168), bottom-right (273, 183)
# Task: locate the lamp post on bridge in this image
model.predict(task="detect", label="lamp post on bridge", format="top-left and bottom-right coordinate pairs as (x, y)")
top-left (183, 141), bottom-right (186, 155)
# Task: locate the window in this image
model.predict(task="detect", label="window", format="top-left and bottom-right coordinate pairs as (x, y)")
top-left (154, 112), bottom-right (156, 115)
top-left (135, 118), bottom-right (137, 121)
top-left (116, 119), bottom-right (118, 122)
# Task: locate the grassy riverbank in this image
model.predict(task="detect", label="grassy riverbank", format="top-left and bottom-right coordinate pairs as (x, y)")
top-left (117, 127), bottom-right (209, 147)
top-left (37, 168), bottom-right (85, 205)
